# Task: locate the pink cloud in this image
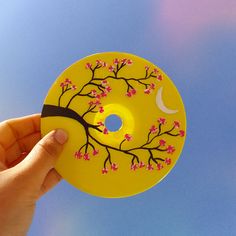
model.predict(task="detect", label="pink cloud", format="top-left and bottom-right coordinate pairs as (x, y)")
top-left (157, 0), bottom-right (236, 47)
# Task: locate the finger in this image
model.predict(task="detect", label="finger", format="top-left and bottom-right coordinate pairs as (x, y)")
top-left (0, 114), bottom-right (40, 160)
top-left (5, 132), bottom-right (41, 167)
top-left (39, 169), bottom-right (62, 197)
top-left (7, 152), bottom-right (28, 169)
top-left (20, 129), bottom-right (68, 181)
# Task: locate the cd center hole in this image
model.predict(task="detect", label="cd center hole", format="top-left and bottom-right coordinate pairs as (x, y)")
top-left (105, 114), bottom-right (122, 132)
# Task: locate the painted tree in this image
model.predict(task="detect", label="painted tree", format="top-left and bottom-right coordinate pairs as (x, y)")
top-left (41, 58), bottom-right (185, 174)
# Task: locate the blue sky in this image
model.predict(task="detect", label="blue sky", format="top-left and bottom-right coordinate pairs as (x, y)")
top-left (0, 0), bottom-right (236, 235)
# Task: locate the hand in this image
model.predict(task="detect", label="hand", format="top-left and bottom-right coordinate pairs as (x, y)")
top-left (0, 114), bottom-right (68, 236)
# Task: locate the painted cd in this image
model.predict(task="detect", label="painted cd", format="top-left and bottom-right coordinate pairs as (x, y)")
top-left (41, 52), bottom-right (186, 198)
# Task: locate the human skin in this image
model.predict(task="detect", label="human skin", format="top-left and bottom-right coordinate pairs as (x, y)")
top-left (0, 114), bottom-right (68, 236)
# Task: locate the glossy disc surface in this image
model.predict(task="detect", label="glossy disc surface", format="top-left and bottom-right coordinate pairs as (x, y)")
top-left (41, 52), bottom-right (186, 198)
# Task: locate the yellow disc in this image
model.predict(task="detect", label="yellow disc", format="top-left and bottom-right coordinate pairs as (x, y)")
top-left (41, 52), bottom-right (187, 198)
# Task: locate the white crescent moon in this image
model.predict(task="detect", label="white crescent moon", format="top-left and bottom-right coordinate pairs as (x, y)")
top-left (156, 87), bottom-right (178, 114)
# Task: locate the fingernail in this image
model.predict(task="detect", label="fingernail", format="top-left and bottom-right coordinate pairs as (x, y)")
top-left (54, 129), bottom-right (68, 144)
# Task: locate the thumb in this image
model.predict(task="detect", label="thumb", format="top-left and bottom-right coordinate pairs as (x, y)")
top-left (21, 129), bottom-right (68, 180)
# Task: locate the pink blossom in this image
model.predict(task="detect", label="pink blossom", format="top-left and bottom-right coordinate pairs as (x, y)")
top-left (113, 58), bottom-right (120, 65)
top-left (65, 78), bottom-right (72, 84)
top-left (96, 94), bottom-right (101, 99)
top-left (179, 130), bottom-right (185, 137)
top-left (130, 88), bottom-right (136, 95)
top-left (157, 163), bottom-right (164, 170)
top-left (102, 61), bottom-right (107, 67)
top-left (105, 86), bottom-right (112, 93)
top-left (153, 68), bottom-right (159, 74)
top-left (84, 153), bottom-right (90, 160)
top-left (101, 92), bottom-right (107, 97)
top-left (91, 89), bottom-right (97, 96)
top-left (157, 117), bottom-right (166, 125)
top-left (74, 151), bottom-right (83, 159)
top-left (145, 65), bottom-right (150, 71)
top-left (101, 80), bottom-right (108, 86)
top-left (126, 89), bottom-right (136, 97)
top-left (147, 164), bottom-right (154, 171)
top-left (131, 163), bottom-right (138, 171)
top-left (126, 91), bottom-right (132, 97)
top-left (109, 65), bottom-right (115, 72)
top-left (96, 59), bottom-right (102, 65)
top-left (85, 63), bottom-right (92, 69)
top-left (71, 85), bottom-right (77, 90)
top-left (88, 100), bottom-right (94, 106)
top-left (150, 83), bottom-right (156, 90)
top-left (121, 58), bottom-right (127, 64)
top-left (144, 88), bottom-right (151, 94)
top-left (167, 145), bottom-right (175, 154)
top-left (103, 128), bottom-right (109, 134)
top-left (99, 107), bottom-right (104, 113)
top-left (94, 99), bottom-right (101, 106)
top-left (139, 161), bottom-right (145, 168)
top-left (127, 59), bottom-right (133, 65)
top-left (157, 75), bottom-right (163, 81)
top-left (111, 163), bottom-right (118, 171)
top-left (60, 82), bottom-right (65, 88)
top-left (102, 168), bottom-right (108, 174)
top-left (174, 121), bottom-right (180, 128)
top-left (92, 149), bottom-right (99, 156)
top-left (97, 121), bottom-right (104, 126)
top-left (165, 158), bottom-right (172, 165)
top-left (159, 139), bottom-right (166, 147)
top-left (149, 125), bottom-right (158, 134)
top-left (124, 134), bottom-right (132, 141)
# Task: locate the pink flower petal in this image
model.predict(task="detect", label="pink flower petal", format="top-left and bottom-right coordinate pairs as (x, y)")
top-left (109, 65), bottom-right (115, 72)
top-left (111, 163), bottom-right (118, 171)
top-left (165, 158), bottom-right (172, 165)
top-left (102, 168), bottom-right (108, 174)
top-left (157, 163), bottom-right (164, 170)
top-left (150, 125), bottom-right (158, 133)
top-left (127, 59), bottom-right (133, 65)
top-left (147, 164), bottom-right (154, 171)
top-left (99, 107), bottom-right (104, 113)
top-left (157, 117), bottom-right (166, 125)
top-left (157, 75), bottom-right (163, 81)
top-left (153, 68), bottom-right (159, 74)
top-left (124, 134), bottom-right (132, 141)
top-left (139, 162), bottom-right (145, 168)
top-left (159, 139), bottom-right (166, 146)
top-left (93, 149), bottom-right (99, 156)
top-left (71, 85), bottom-right (77, 90)
top-left (131, 88), bottom-right (136, 95)
top-left (74, 151), bottom-right (83, 159)
top-left (105, 86), bottom-right (112, 93)
top-left (113, 58), bottom-right (120, 65)
top-left (65, 78), bottom-right (72, 84)
top-left (167, 145), bottom-right (175, 154)
top-left (144, 88), bottom-right (151, 94)
top-left (85, 63), bottom-right (92, 69)
top-left (126, 91), bottom-right (132, 97)
top-left (83, 153), bottom-right (90, 160)
top-left (131, 163), bottom-right (138, 171)
top-left (179, 130), bottom-right (185, 137)
top-left (103, 128), bottom-right (109, 134)
top-left (97, 121), bottom-right (104, 126)
top-left (174, 121), bottom-right (180, 128)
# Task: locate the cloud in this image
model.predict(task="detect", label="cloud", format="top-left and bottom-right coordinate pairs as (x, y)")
top-left (157, 0), bottom-right (236, 47)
